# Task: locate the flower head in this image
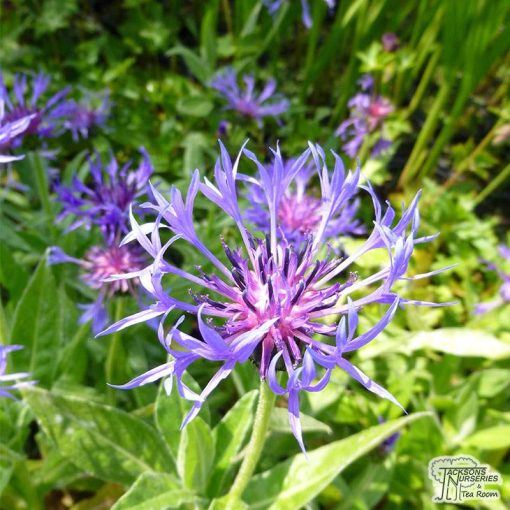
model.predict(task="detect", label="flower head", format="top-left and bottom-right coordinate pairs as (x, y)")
top-left (49, 243), bottom-right (147, 334)
top-left (474, 245), bottom-right (510, 314)
top-left (99, 142), bottom-right (451, 452)
top-left (54, 90), bottom-right (111, 141)
top-left (382, 33), bottom-right (400, 52)
top-left (336, 74), bottom-right (394, 158)
top-left (0, 72), bottom-right (70, 149)
top-left (211, 69), bottom-right (288, 127)
top-left (55, 147), bottom-right (153, 243)
top-left (0, 345), bottom-right (36, 399)
top-left (264, 0), bottom-right (335, 29)
top-left (245, 155), bottom-right (365, 245)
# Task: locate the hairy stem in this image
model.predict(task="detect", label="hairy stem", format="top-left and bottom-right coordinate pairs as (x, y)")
top-left (225, 380), bottom-right (276, 509)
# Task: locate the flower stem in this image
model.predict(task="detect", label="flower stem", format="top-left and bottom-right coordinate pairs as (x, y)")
top-left (474, 162), bottom-right (510, 207)
top-left (398, 80), bottom-right (451, 190)
top-left (225, 379), bottom-right (276, 509)
top-left (106, 298), bottom-right (125, 404)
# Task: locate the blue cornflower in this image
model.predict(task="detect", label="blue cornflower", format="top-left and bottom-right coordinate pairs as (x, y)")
top-left (55, 148), bottom-right (153, 244)
top-left (0, 71), bottom-right (70, 149)
top-left (0, 345), bottom-right (36, 399)
top-left (245, 154), bottom-right (365, 245)
top-left (99, 142), bottom-right (451, 452)
top-left (210, 69), bottom-right (289, 127)
top-left (54, 89), bottom-right (111, 141)
top-left (382, 33), bottom-right (400, 52)
top-left (264, 0), bottom-right (335, 29)
top-left (51, 147), bottom-right (154, 333)
top-left (336, 74), bottom-right (393, 158)
top-left (48, 244), bottom-right (147, 334)
top-left (475, 245), bottom-right (510, 314)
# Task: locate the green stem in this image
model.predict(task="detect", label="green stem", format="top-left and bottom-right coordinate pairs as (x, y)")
top-left (225, 380), bottom-right (276, 509)
top-left (406, 47), bottom-right (440, 117)
top-left (474, 163), bottom-right (510, 206)
top-left (106, 298), bottom-right (125, 404)
top-left (221, 0), bottom-right (233, 38)
top-left (29, 152), bottom-right (56, 240)
top-left (416, 85), bottom-right (471, 182)
top-left (398, 80), bottom-right (451, 189)
top-left (442, 119), bottom-right (503, 190)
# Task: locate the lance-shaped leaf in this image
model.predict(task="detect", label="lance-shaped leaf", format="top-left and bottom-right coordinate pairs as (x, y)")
top-left (24, 388), bottom-right (174, 485)
top-left (112, 472), bottom-right (201, 510)
top-left (207, 389), bottom-right (258, 497)
top-left (242, 413), bottom-right (430, 510)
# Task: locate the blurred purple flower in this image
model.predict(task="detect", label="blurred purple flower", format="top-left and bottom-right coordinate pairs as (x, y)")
top-left (382, 33), bottom-right (400, 52)
top-left (245, 155), bottom-right (365, 245)
top-left (0, 345), bottom-right (36, 399)
top-left (336, 74), bottom-right (394, 158)
top-left (474, 245), bottom-right (510, 314)
top-left (98, 142), bottom-right (451, 452)
top-left (217, 120), bottom-right (229, 138)
top-left (377, 416), bottom-right (400, 453)
top-left (210, 69), bottom-right (288, 127)
top-left (264, 0), bottom-right (335, 29)
top-left (55, 148), bottom-right (153, 244)
top-left (54, 90), bottom-right (111, 141)
top-left (0, 71), bottom-right (70, 149)
top-left (48, 243), bottom-right (147, 334)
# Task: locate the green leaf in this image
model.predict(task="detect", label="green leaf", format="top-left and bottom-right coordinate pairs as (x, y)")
top-left (444, 378), bottom-right (479, 446)
top-left (336, 457), bottom-right (395, 510)
top-left (408, 329), bottom-right (510, 359)
top-left (155, 374), bottom-right (209, 464)
top-left (208, 390), bottom-right (258, 496)
top-left (182, 132), bottom-right (210, 176)
top-left (0, 444), bottom-right (21, 494)
top-left (177, 417), bottom-right (215, 493)
top-left (0, 243), bottom-right (29, 302)
top-left (200, 2), bottom-right (218, 67)
top-left (24, 387), bottom-right (174, 485)
top-left (243, 413), bottom-right (430, 510)
top-left (363, 328), bottom-right (510, 360)
top-left (270, 407), bottom-right (332, 435)
top-left (9, 257), bottom-right (61, 386)
top-left (112, 472), bottom-right (199, 510)
top-left (166, 46), bottom-right (211, 83)
top-left (478, 369), bottom-right (510, 398)
top-left (464, 426), bottom-right (510, 450)
top-left (176, 97), bottom-right (214, 117)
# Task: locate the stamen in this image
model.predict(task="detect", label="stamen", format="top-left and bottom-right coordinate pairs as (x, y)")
top-left (242, 290), bottom-right (257, 312)
top-left (268, 277), bottom-right (274, 302)
top-left (231, 268), bottom-right (246, 290)
top-left (291, 279), bottom-right (306, 305)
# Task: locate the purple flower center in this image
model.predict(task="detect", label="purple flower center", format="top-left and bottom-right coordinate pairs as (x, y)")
top-left (82, 244), bottom-right (146, 295)
top-left (367, 98), bottom-right (393, 130)
top-left (192, 235), bottom-right (355, 376)
top-left (278, 193), bottom-right (322, 235)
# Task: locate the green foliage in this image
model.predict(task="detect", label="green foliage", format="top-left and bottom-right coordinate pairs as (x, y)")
top-left (24, 388), bottom-right (174, 485)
